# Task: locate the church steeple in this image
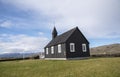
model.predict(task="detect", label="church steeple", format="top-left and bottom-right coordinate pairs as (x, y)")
top-left (52, 27), bottom-right (57, 39)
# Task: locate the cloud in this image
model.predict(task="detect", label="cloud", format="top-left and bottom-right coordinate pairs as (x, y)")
top-left (1, 0), bottom-right (120, 39)
top-left (0, 34), bottom-right (49, 54)
top-left (38, 32), bottom-right (44, 36)
top-left (0, 20), bottom-right (13, 28)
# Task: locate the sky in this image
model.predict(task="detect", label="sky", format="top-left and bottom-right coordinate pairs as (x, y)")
top-left (0, 0), bottom-right (120, 54)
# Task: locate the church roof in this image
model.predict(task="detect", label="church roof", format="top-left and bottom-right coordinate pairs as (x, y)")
top-left (45, 27), bottom-right (89, 48)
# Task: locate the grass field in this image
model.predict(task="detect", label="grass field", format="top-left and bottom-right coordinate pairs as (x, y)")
top-left (0, 57), bottom-right (120, 77)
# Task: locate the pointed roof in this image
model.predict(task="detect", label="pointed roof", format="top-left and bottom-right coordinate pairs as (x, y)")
top-left (45, 27), bottom-right (89, 48)
top-left (52, 27), bottom-right (58, 39)
top-left (52, 27), bottom-right (57, 34)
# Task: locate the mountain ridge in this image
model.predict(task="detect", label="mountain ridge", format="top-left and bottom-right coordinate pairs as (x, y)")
top-left (90, 43), bottom-right (120, 55)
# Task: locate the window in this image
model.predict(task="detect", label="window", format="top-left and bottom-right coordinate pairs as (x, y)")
top-left (82, 44), bottom-right (87, 52)
top-left (70, 43), bottom-right (75, 52)
top-left (58, 44), bottom-right (62, 53)
top-left (51, 46), bottom-right (54, 54)
top-left (46, 48), bottom-right (48, 54)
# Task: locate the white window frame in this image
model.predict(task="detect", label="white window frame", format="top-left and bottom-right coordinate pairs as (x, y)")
top-left (58, 44), bottom-right (62, 53)
top-left (82, 44), bottom-right (87, 52)
top-left (51, 46), bottom-right (54, 54)
top-left (70, 43), bottom-right (75, 52)
top-left (46, 48), bottom-right (48, 54)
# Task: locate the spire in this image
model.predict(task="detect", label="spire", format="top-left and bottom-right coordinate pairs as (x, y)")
top-left (52, 27), bottom-right (57, 39)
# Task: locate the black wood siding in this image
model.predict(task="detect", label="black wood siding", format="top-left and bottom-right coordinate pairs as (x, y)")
top-left (66, 29), bottom-right (90, 58)
top-left (45, 43), bottom-right (66, 58)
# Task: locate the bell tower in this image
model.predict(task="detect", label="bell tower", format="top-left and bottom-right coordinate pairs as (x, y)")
top-left (52, 27), bottom-right (57, 39)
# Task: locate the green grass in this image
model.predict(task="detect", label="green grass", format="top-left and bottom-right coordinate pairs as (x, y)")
top-left (0, 57), bottom-right (120, 77)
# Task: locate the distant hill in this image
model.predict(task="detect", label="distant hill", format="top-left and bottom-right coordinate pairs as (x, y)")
top-left (90, 43), bottom-right (120, 55)
top-left (0, 52), bottom-right (44, 59)
top-left (0, 53), bottom-right (34, 59)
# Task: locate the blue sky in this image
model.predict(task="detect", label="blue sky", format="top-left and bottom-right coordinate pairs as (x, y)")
top-left (0, 0), bottom-right (120, 54)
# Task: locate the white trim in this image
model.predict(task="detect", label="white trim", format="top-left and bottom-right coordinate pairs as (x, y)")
top-left (46, 48), bottom-right (48, 54)
top-left (67, 57), bottom-right (90, 60)
top-left (82, 44), bottom-right (87, 52)
top-left (58, 44), bottom-right (62, 53)
top-left (70, 43), bottom-right (75, 52)
top-left (51, 46), bottom-right (54, 54)
top-left (45, 58), bottom-right (67, 60)
top-left (45, 57), bottom-right (89, 60)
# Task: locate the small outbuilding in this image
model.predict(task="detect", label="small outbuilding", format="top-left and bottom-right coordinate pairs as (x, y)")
top-left (44, 27), bottom-right (90, 60)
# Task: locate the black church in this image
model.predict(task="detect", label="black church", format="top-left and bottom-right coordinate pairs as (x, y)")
top-left (44, 27), bottom-right (90, 60)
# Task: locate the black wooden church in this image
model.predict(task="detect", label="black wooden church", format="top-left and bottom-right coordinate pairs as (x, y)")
top-left (44, 27), bottom-right (90, 60)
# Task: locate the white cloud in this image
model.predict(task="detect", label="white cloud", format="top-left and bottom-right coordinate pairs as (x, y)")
top-left (0, 34), bottom-right (49, 54)
top-left (0, 20), bottom-right (13, 28)
top-left (1, 0), bottom-right (120, 39)
top-left (38, 32), bottom-right (44, 36)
